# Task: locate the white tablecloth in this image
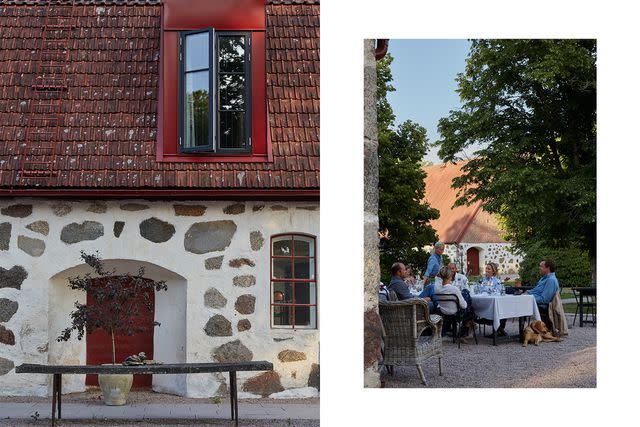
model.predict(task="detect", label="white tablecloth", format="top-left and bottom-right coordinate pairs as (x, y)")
top-left (471, 294), bottom-right (541, 330)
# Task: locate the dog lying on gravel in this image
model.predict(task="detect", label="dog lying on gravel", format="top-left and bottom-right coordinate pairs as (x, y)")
top-left (522, 320), bottom-right (562, 347)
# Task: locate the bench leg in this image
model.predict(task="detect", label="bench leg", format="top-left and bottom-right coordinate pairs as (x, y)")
top-left (51, 374), bottom-right (56, 426)
top-left (228, 371), bottom-right (238, 427)
top-left (56, 373), bottom-right (62, 419)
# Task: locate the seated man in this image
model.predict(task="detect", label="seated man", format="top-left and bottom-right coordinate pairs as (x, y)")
top-left (449, 262), bottom-right (470, 292)
top-left (388, 262), bottom-right (435, 312)
top-left (525, 258), bottom-right (560, 304)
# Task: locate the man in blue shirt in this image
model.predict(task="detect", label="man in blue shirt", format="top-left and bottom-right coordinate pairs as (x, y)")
top-left (526, 259), bottom-right (560, 304)
top-left (424, 242), bottom-right (445, 283)
top-left (388, 262), bottom-right (435, 312)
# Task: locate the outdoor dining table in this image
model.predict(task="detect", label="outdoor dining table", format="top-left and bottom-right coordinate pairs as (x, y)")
top-left (471, 293), bottom-right (541, 345)
top-left (572, 287), bottom-right (596, 327)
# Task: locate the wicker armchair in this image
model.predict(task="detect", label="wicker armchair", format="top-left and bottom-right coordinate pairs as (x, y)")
top-left (378, 298), bottom-right (443, 385)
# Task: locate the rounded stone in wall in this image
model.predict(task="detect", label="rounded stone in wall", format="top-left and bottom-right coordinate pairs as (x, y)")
top-left (184, 221), bottom-right (237, 254)
top-left (113, 221), bottom-right (125, 238)
top-left (17, 235), bottom-right (45, 257)
top-left (235, 294), bottom-right (256, 314)
top-left (86, 201), bottom-right (108, 213)
top-left (0, 357), bottom-right (14, 375)
top-left (1, 204), bottom-right (32, 218)
top-left (0, 325), bottom-right (15, 346)
top-left (242, 371), bottom-right (284, 397)
top-left (211, 339), bottom-right (253, 363)
top-left (229, 258), bottom-right (255, 268)
top-left (52, 202), bottom-right (72, 217)
top-left (204, 315), bottom-right (232, 337)
top-left (233, 275), bottom-right (256, 288)
top-left (237, 319), bottom-right (251, 332)
top-left (139, 217), bottom-right (176, 243)
top-left (278, 350), bottom-right (307, 363)
top-left (60, 221), bottom-right (104, 244)
top-left (0, 222), bottom-right (10, 250)
top-left (0, 298), bottom-right (19, 323)
top-left (308, 363), bottom-right (320, 390)
top-left (204, 288), bottom-right (227, 309)
top-left (223, 203), bottom-right (245, 215)
top-left (173, 204), bottom-right (206, 217)
top-left (249, 231), bottom-right (264, 251)
top-left (205, 256), bottom-right (224, 270)
top-left (0, 266), bottom-right (28, 290)
top-left (26, 221), bottom-right (49, 236)
top-left (120, 203), bottom-right (149, 211)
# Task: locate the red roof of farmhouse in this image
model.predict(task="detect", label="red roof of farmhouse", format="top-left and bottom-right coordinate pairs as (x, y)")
top-left (0, 0), bottom-right (319, 194)
top-left (423, 161), bottom-right (506, 244)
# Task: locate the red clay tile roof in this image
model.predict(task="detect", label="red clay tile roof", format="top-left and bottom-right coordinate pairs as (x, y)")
top-left (424, 162), bottom-right (506, 244)
top-left (0, 0), bottom-right (319, 193)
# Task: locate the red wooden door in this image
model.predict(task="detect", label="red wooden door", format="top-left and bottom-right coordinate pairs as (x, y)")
top-left (85, 277), bottom-right (154, 388)
top-left (466, 247), bottom-right (480, 276)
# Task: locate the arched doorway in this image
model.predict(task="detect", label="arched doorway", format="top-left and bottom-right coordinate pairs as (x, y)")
top-left (466, 247), bottom-right (480, 276)
top-left (85, 277), bottom-right (155, 388)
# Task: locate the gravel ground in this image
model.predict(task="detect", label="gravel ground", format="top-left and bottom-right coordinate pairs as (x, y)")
top-left (382, 317), bottom-right (597, 388)
top-left (0, 420), bottom-right (319, 427)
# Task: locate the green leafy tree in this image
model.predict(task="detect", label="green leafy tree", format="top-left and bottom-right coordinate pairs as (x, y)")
top-left (436, 40), bottom-right (596, 279)
top-left (377, 55), bottom-right (439, 280)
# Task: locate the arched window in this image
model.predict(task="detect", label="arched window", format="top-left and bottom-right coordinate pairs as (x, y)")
top-left (270, 234), bottom-right (317, 329)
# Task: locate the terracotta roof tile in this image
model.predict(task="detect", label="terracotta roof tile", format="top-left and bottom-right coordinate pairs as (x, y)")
top-left (424, 162), bottom-right (505, 243)
top-left (0, 1), bottom-right (319, 191)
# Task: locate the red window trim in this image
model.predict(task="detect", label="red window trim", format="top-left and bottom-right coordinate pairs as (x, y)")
top-left (270, 233), bottom-right (318, 330)
top-left (156, 4), bottom-right (270, 163)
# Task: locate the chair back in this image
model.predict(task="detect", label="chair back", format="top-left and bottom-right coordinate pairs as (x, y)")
top-left (378, 299), bottom-right (430, 342)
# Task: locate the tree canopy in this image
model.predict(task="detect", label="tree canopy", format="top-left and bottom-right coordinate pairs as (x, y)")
top-left (436, 40), bottom-right (596, 271)
top-left (377, 55), bottom-right (439, 280)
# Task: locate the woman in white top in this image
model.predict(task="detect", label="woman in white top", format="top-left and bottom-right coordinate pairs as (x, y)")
top-left (436, 265), bottom-right (475, 340)
top-left (478, 262), bottom-right (507, 336)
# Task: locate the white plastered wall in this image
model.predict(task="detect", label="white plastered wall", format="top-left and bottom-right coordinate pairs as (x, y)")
top-left (0, 198), bottom-right (319, 397)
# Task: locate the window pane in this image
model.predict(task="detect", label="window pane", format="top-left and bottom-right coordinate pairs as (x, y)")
top-left (272, 282), bottom-right (293, 303)
top-left (219, 111), bottom-right (245, 149)
top-left (218, 36), bottom-right (245, 73)
top-left (273, 305), bottom-right (292, 327)
top-left (184, 71), bottom-right (209, 148)
top-left (294, 238), bottom-right (313, 257)
top-left (294, 259), bottom-right (314, 280)
top-left (272, 259), bottom-right (292, 279)
top-left (294, 282), bottom-right (316, 304)
top-left (295, 306), bottom-right (316, 327)
top-left (273, 238), bottom-right (292, 256)
top-left (219, 74), bottom-right (245, 110)
top-left (185, 32), bottom-right (209, 72)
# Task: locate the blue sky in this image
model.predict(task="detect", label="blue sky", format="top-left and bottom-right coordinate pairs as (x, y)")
top-left (386, 39), bottom-right (471, 164)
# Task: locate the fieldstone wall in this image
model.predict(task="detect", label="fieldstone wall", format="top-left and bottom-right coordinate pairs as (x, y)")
top-left (363, 39), bottom-right (382, 388)
top-left (444, 242), bottom-right (523, 277)
top-left (0, 198), bottom-right (319, 398)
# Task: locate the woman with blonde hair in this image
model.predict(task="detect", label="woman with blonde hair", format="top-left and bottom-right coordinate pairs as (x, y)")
top-left (479, 262), bottom-right (507, 336)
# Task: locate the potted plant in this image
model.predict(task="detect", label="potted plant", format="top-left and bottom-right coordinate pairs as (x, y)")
top-left (57, 251), bottom-right (167, 405)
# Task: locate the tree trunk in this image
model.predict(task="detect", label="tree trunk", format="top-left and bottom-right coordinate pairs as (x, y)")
top-left (111, 328), bottom-right (116, 365)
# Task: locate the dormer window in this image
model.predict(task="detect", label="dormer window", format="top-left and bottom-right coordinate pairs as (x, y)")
top-left (179, 30), bottom-right (251, 153)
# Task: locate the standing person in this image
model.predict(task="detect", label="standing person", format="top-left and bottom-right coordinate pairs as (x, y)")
top-left (525, 259), bottom-right (559, 304)
top-left (388, 262), bottom-right (435, 312)
top-left (449, 262), bottom-right (470, 292)
top-left (424, 242), bottom-right (445, 284)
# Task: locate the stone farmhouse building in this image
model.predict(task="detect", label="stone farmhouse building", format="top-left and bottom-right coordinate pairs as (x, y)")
top-left (0, 0), bottom-right (319, 398)
top-left (424, 162), bottom-right (522, 278)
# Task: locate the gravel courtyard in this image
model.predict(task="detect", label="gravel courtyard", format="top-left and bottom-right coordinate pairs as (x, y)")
top-left (382, 317), bottom-right (597, 388)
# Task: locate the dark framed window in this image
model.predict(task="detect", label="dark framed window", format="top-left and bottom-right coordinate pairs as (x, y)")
top-left (270, 234), bottom-right (317, 329)
top-left (179, 29), bottom-right (251, 153)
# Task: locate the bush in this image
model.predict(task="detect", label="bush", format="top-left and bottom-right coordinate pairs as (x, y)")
top-left (518, 244), bottom-right (591, 287)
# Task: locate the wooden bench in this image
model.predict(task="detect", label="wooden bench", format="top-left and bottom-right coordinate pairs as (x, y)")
top-left (15, 361), bottom-right (273, 426)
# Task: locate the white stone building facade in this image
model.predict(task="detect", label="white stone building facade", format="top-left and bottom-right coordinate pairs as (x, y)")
top-left (0, 198), bottom-right (319, 398)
